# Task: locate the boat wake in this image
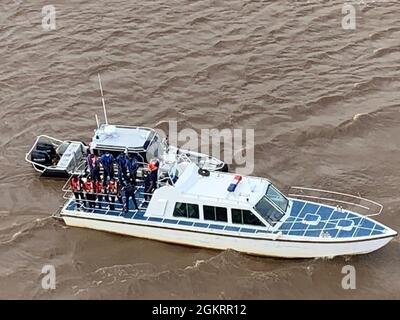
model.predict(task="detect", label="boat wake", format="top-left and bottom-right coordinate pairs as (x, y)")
top-left (0, 216), bottom-right (53, 246)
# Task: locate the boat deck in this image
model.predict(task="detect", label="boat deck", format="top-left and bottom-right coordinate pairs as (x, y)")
top-left (279, 200), bottom-right (387, 238)
top-left (65, 185), bottom-right (148, 219)
top-left (63, 191), bottom-right (389, 239)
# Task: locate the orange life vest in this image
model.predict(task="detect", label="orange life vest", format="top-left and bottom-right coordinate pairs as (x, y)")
top-left (95, 181), bottom-right (103, 194)
top-left (70, 178), bottom-right (81, 192)
top-left (84, 181), bottom-right (94, 193)
top-left (108, 180), bottom-right (118, 194)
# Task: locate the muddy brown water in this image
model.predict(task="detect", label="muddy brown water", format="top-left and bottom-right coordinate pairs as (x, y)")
top-left (1, 0), bottom-right (400, 299)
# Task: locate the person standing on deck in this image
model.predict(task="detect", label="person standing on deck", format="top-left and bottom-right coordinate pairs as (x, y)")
top-left (127, 154), bottom-right (139, 184)
top-left (83, 176), bottom-right (95, 209)
top-left (70, 175), bottom-right (83, 210)
top-left (121, 180), bottom-right (138, 213)
top-left (144, 160), bottom-right (159, 201)
top-left (94, 178), bottom-right (104, 209)
top-left (100, 151), bottom-right (114, 186)
top-left (86, 153), bottom-right (101, 182)
top-left (116, 151), bottom-right (129, 182)
top-left (107, 178), bottom-right (121, 211)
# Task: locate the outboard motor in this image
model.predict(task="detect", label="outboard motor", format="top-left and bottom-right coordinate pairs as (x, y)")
top-left (220, 163), bottom-right (229, 172)
top-left (36, 142), bottom-right (56, 158)
top-left (31, 142), bottom-right (56, 168)
top-left (31, 150), bottom-right (53, 167)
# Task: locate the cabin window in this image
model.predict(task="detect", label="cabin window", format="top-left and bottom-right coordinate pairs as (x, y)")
top-left (231, 209), bottom-right (264, 226)
top-left (232, 209), bottom-right (242, 224)
top-left (187, 203), bottom-right (200, 219)
top-left (203, 205), bottom-right (228, 222)
top-left (173, 202), bottom-right (199, 219)
top-left (254, 197), bottom-right (285, 226)
top-left (203, 206), bottom-right (215, 221)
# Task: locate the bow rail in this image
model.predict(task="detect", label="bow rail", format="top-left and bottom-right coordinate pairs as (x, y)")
top-left (288, 186), bottom-right (383, 217)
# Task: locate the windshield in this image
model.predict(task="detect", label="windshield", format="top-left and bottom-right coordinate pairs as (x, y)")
top-left (253, 184), bottom-right (289, 226)
top-left (254, 197), bottom-right (285, 227)
top-left (265, 184), bottom-right (289, 212)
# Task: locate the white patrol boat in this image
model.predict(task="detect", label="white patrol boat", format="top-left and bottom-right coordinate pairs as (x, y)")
top-left (57, 161), bottom-right (397, 259)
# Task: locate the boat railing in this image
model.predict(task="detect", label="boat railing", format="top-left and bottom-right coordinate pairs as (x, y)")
top-left (60, 177), bottom-right (151, 214)
top-left (58, 195), bottom-right (148, 216)
top-left (175, 151), bottom-right (193, 164)
top-left (287, 186), bottom-right (383, 217)
top-left (108, 124), bottom-right (156, 133)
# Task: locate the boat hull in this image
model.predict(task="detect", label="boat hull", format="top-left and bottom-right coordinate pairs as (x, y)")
top-left (61, 213), bottom-right (395, 259)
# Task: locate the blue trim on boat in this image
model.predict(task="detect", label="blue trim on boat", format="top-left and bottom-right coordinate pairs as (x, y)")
top-left (209, 224), bottom-right (224, 230)
top-left (225, 226), bottom-right (240, 232)
top-left (164, 219), bottom-right (178, 224)
top-left (194, 222), bottom-right (209, 228)
top-left (178, 220), bottom-right (194, 226)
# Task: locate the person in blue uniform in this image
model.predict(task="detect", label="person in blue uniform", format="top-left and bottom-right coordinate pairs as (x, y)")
top-left (121, 180), bottom-right (138, 213)
top-left (116, 151), bottom-right (129, 182)
top-left (100, 151), bottom-right (114, 186)
top-left (127, 154), bottom-right (139, 184)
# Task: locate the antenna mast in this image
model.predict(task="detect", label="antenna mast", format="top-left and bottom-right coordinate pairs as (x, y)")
top-left (95, 114), bottom-right (100, 129)
top-left (98, 73), bottom-right (109, 125)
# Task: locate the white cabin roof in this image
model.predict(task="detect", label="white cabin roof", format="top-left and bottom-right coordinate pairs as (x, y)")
top-left (90, 124), bottom-right (155, 151)
top-left (174, 163), bottom-right (269, 207)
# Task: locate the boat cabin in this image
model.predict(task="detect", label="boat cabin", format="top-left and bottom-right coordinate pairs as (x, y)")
top-left (90, 124), bottom-right (227, 173)
top-left (90, 124), bottom-right (165, 164)
top-left (147, 163), bottom-right (290, 230)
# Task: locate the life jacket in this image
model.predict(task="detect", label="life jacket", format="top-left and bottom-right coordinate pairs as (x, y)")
top-left (94, 181), bottom-right (103, 194)
top-left (84, 180), bottom-right (94, 193)
top-left (70, 178), bottom-right (81, 191)
top-left (108, 180), bottom-right (118, 194)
